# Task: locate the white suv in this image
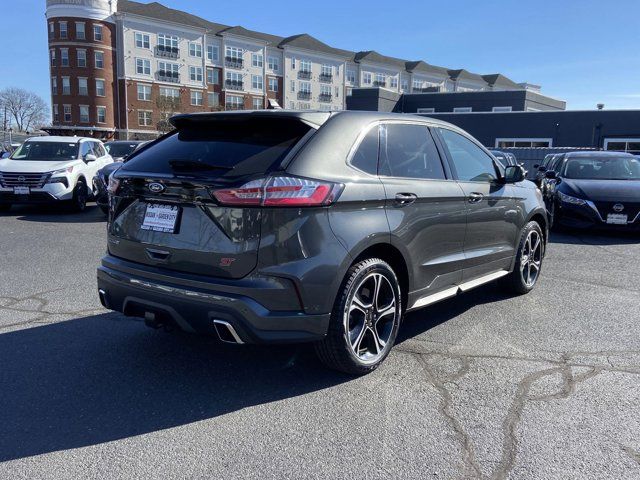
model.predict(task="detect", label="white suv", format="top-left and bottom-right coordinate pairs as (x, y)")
top-left (0, 136), bottom-right (113, 212)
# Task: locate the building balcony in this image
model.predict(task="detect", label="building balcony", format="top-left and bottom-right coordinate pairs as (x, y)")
top-left (225, 80), bottom-right (244, 91)
top-left (156, 71), bottom-right (180, 83)
top-left (318, 93), bottom-right (332, 103)
top-left (319, 73), bottom-right (333, 83)
top-left (413, 86), bottom-right (442, 93)
top-left (225, 56), bottom-right (243, 69)
top-left (297, 91), bottom-right (311, 100)
top-left (225, 104), bottom-right (244, 111)
top-left (373, 80), bottom-right (386, 87)
top-left (155, 45), bottom-right (179, 59)
top-left (297, 70), bottom-right (312, 80)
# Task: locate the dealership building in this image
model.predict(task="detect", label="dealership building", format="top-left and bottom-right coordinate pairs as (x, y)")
top-left (45, 0), bottom-right (546, 139)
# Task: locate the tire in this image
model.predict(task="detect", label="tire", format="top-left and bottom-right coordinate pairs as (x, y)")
top-left (315, 258), bottom-right (402, 375)
top-left (70, 179), bottom-right (88, 212)
top-left (503, 221), bottom-right (545, 295)
top-left (0, 204), bottom-right (11, 212)
top-left (549, 200), bottom-right (562, 232)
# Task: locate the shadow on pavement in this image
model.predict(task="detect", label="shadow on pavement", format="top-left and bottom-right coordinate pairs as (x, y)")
top-left (549, 229), bottom-right (639, 246)
top-left (2, 204), bottom-right (107, 224)
top-left (0, 314), bottom-right (346, 462)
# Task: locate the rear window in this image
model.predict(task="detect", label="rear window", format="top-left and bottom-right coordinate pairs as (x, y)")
top-left (121, 119), bottom-right (312, 179)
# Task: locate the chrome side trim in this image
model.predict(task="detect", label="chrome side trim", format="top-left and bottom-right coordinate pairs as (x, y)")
top-left (459, 270), bottom-right (509, 292)
top-left (213, 319), bottom-right (244, 344)
top-left (409, 286), bottom-right (458, 310)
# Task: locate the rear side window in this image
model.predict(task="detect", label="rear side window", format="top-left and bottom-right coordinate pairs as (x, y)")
top-left (351, 125), bottom-right (379, 174)
top-left (439, 128), bottom-right (498, 182)
top-left (122, 118), bottom-right (312, 179)
top-left (379, 123), bottom-right (445, 180)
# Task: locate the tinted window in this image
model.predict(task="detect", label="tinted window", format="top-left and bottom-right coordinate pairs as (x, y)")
top-left (379, 124), bottom-right (445, 180)
top-left (106, 143), bottom-right (139, 158)
top-left (122, 118), bottom-right (312, 179)
top-left (79, 142), bottom-right (92, 158)
top-left (439, 128), bottom-right (498, 182)
top-left (10, 141), bottom-right (79, 161)
top-left (549, 155), bottom-right (564, 171)
top-left (351, 125), bottom-right (379, 174)
top-left (562, 156), bottom-right (640, 180)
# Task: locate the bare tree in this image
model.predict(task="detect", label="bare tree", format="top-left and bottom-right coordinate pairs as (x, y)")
top-left (0, 88), bottom-right (49, 133)
top-left (156, 95), bottom-right (181, 134)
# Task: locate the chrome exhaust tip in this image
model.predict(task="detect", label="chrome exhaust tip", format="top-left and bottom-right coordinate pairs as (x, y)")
top-left (213, 319), bottom-right (244, 344)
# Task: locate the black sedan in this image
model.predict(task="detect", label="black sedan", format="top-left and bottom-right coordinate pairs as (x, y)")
top-left (543, 151), bottom-right (640, 230)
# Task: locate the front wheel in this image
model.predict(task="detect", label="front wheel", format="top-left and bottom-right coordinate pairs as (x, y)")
top-left (503, 221), bottom-right (545, 295)
top-left (70, 180), bottom-right (88, 212)
top-left (315, 258), bottom-right (402, 375)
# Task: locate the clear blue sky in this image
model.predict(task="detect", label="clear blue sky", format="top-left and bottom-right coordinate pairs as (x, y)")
top-left (2, 0), bottom-right (639, 110)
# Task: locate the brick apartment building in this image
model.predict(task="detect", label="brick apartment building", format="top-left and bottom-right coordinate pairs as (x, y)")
top-left (46, 0), bottom-right (535, 139)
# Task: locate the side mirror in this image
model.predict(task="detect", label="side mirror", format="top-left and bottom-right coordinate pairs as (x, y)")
top-left (545, 170), bottom-right (557, 180)
top-left (85, 153), bottom-right (98, 163)
top-left (504, 165), bottom-right (525, 183)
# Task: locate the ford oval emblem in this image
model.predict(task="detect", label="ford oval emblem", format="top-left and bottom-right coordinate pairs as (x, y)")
top-left (613, 203), bottom-right (624, 213)
top-left (148, 182), bottom-right (165, 194)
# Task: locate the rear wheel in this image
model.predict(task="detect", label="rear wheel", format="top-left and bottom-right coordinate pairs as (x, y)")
top-left (315, 258), bottom-right (402, 375)
top-left (70, 179), bottom-right (88, 212)
top-left (503, 221), bottom-right (545, 295)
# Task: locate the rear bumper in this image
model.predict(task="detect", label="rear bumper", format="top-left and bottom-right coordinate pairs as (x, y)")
top-left (92, 176), bottom-right (108, 209)
top-left (97, 256), bottom-right (330, 344)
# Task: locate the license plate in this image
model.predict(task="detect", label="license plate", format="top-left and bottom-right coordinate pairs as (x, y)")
top-left (141, 204), bottom-right (180, 233)
top-left (14, 186), bottom-right (30, 195)
top-left (607, 213), bottom-right (628, 225)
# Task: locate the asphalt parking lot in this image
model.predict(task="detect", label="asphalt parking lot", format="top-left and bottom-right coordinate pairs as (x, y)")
top-left (0, 204), bottom-right (639, 480)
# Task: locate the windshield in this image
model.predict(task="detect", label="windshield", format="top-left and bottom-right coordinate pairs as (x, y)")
top-left (562, 156), bottom-right (640, 180)
top-left (106, 143), bottom-right (139, 158)
top-left (10, 141), bottom-right (79, 161)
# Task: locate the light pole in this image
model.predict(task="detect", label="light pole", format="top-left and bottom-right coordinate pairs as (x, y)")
top-left (8, 127), bottom-right (12, 146)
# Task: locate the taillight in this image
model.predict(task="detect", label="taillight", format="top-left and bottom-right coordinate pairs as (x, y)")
top-left (107, 175), bottom-right (121, 195)
top-left (212, 176), bottom-right (342, 207)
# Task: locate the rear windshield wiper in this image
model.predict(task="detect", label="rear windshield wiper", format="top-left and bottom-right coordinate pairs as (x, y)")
top-left (168, 160), bottom-right (234, 172)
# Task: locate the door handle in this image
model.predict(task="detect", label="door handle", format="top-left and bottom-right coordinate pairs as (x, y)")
top-left (468, 192), bottom-right (484, 203)
top-left (394, 193), bottom-right (417, 206)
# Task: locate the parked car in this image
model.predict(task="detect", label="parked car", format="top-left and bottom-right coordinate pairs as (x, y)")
top-left (489, 149), bottom-right (518, 167)
top-left (97, 111), bottom-right (547, 374)
top-left (94, 141), bottom-right (149, 214)
top-left (0, 136), bottom-right (113, 212)
top-left (541, 151), bottom-right (640, 230)
top-left (533, 154), bottom-right (559, 187)
top-left (104, 140), bottom-right (146, 162)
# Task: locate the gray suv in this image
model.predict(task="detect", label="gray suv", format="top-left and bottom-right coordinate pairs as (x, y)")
top-left (97, 111), bottom-right (547, 374)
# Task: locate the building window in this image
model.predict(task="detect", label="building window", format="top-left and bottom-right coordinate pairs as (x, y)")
top-left (300, 59), bottom-right (312, 74)
top-left (49, 22), bottom-right (54, 36)
top-left (268, 56), bottom-right (279, 70)
top-left (135, 32), bottom-right (150, 49)
top-left (50, 49), bottom-right (56, 66)
top-left (417, 108), bottom-right (435, 114)
top-left (291, 57), bottom-right (296, 69)
top-left (60, 49), bottom-right (69, 67)
top-left (401, 79), bottom-right (409, 92)
top-left (251, 74), bottom-right (263, 90)
top-left (347, 70), bottom-right (355, 84)
top-left (252, 97), bottom-right (263, 110)
top-left (495, 138), bottom-right (553, 148)
top-left (159, 62), bottom-right (179, 80)
top-left (190, 90), bottom-right (203, 106)
top-left (53, 104), bottom-right (59, 122)
top-left (78, 77), bottom-right (88, 96)
top-left (136, 58), bottom-right (151, 75)
top-left (390, 77), bottom-right (398, 88)
top-left (299, 102), bottom-right (311, 110)
top-left (93, 25), bottom-right (103, 41)
top-left (138, 110), bottom-right (153, 126)
top-left (77, 49), bottom-right (87, 67)
top-left (189, 42), bottom-right (202, 58)
top-left (346, 87), bottom-right (353, 96)
top-left (97, 106), bottom-right (106, 124)
top-left (59, 21), bottom-right (67, 39)
top-left (299, 82), bottom-right (311, 93)
top-left (363, 72), bottom-right (372, 85)
top-left (159, 86), bottom-right (180, 100)
top-left (374, 73), bottom-right (385, 86)
top-left (453, 107), bottom-right (472, 113)
top-left (225, 71), bottom-right (243, 90)
top-left (51, 77), bottom-right (57, 95)
top-left (208, 92), bottom-right (219, 107)
top-left (225, 46), bottom-right (243, 61)
top-left (158, 33), bottom-right (179, 51)
top-left (290, 80), bottom-right (295, 92)
top-left (604, 138), bottom-right (640, 154)
top-left (189, 66), bottom-right (203, 82)
top-left (79, 105), bottom-right (90, 123)
top-left (63, 104), bottom-right (71, 122)
top-left (252, 53), bottom-right (263, 68)
top-left (226, 95), bottom-right (243, 110)
top-left (492, 106), bottom-right (513, 112)
top-left (206, 68), bottom-right (219, 85)
top-left (207, 45), bottom-right (219, 62)
top-left (75, 22), bottom-right (85, 40)
top-left (268, 77), bottom-right (278, 92)
top-left (95, 51), bottom-right (104, 69)
top-left (137, 84), bottom-right (152, 101)
top-left (95, 79), bottom-right (105, 97)
top-left (62, 77), bottom-right (71, 95)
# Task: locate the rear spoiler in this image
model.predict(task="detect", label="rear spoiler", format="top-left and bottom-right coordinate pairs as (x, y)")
top-left (170, 111), bottom-right (335, 130)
